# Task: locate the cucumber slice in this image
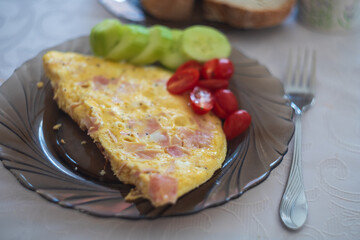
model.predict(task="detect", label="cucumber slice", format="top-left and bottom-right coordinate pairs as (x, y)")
top-left (106, 24), bottom-right (150, 61)
top-left (90, 19), bottom-right (123, 57)
top-left (160, 29), bottom-right (189, 70)
top-left (130, 25), bottom-right (172, 65)
top-left (181, 26), bottom-right (231, 62)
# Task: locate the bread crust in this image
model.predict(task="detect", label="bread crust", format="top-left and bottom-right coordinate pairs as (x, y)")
top-left (203, 0), bottom-right (296, 29)
top-left (141, 0), bottom-right (194, 21)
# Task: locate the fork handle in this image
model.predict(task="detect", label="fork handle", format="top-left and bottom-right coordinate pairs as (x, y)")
top-left (280, 112), bottom-right (308, 230)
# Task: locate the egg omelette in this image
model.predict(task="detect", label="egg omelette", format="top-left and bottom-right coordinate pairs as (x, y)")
top-left (43, 51), bottom-right (227, 207)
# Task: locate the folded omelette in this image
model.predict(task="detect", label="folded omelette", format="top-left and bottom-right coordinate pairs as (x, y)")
top-left (43, 51), bottom-right (226, 207)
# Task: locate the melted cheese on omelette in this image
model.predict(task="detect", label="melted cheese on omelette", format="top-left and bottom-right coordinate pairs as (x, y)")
top-left (43, 51), bottom-right (227, 207)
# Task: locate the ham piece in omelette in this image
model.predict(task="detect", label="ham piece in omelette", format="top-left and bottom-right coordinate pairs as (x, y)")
top-left (43, 51), bottom-right (227, 207)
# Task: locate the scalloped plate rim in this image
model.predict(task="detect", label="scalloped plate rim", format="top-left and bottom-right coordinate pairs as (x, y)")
top-left (0, 35), bottom-right (294, 219)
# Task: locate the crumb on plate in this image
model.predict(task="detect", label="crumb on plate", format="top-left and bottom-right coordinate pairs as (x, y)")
top-left (53, 123), bottom-right (62, 130)
top-left (37, 81), bottom-right (44, 88)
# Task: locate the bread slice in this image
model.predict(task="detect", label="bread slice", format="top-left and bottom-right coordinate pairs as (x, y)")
top-left (141, 0), bottom-right (194, 21)
top-left (203, 0), bottom-right (295, 28)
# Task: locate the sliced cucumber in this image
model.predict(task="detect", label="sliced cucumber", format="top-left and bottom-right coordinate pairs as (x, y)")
top-left (130, 25), bottom-right (172, 65)
top-left (160, 29), bottom-right (189, 70)
top-left (90, 19), bottom-right (123, 57)
top-left (181, 25), bottom-right (231, 62)
top-left (106, 24), bottom-right (150, 61)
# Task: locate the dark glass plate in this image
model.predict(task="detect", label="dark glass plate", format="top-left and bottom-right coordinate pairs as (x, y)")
top-left (0, 36), bottom-right (294, 219)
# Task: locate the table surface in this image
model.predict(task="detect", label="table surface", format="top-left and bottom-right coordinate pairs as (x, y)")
top-left (1, 1), bottom-right (359, 239)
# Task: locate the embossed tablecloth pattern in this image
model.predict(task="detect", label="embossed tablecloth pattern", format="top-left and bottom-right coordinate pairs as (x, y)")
top-left (0, 1), bottom-right (359, 239)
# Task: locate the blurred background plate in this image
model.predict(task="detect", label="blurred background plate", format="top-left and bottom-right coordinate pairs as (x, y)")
top-left (98, 0), bottom-right (236, 31)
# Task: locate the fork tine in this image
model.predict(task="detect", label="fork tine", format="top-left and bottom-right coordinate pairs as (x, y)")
top-left (309, 50), bottom-right (316, 92)
top-left (294, 48), bottom-right (302, 86)
top-left (285, 49), bottom-right (293, 87)
top-left (301, 49), bottom-right (309, 87)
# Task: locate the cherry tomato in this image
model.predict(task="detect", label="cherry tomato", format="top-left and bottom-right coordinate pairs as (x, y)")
top-left (213, 102), bottom-right (228, 119)
top-left (175, 60), bottom-right (202, 74)
top-left (167, 69), bottom-right (199, 94)
top-left (200, 58), bottom-right (218, 79)
top-left (212, 89), bottom-right (238, 119)
top-left (201, 58), bottom-right (234, 80)
top-left (214, 58), bottom-right (234, 80)
top-left (197, 79), bottom-right (229, 90)
top-left (223, 110), bottom-right (251, 140)
top-left (190, 86), bottom-right (214, 115)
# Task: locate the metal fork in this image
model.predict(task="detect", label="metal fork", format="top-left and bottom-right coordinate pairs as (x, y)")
top-left (280, 49), bottom-right (316, 230)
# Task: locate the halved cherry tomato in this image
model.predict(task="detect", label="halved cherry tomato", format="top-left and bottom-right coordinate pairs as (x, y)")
top-left (167, 68), bottom-right (199, 94)
top-left (200, 59), bottom-right (218, 79)
top-left (223, 110), bottom-right (251, 140)
top-left (175, 60), bottom-right (203, 74)
top-left (214, 58), bottom-right (234, 80)
top-left (212, 89), bottom-right (238, 119)
top-left (190, 86), bottom-right (214, 115)
top-left (201, 58), bottom-right (234, 80)
top-left (197, 79), bottom-right (229, 90)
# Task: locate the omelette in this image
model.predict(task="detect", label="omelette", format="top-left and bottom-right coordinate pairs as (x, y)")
top-left (43, 51), bottom-right (227, 207)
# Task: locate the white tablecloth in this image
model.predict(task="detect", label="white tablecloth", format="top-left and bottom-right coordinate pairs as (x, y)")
top-left (1, 1), bottom-right (359, 239)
